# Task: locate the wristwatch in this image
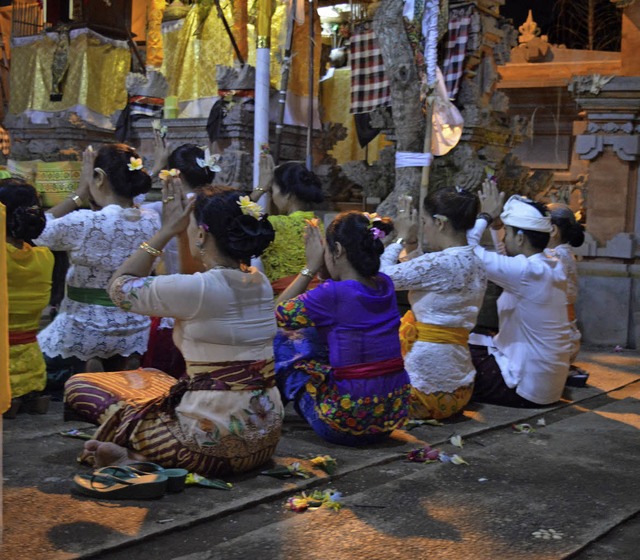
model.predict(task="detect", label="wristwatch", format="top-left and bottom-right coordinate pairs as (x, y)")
top-left (300, 267), bottom-right (315, 278)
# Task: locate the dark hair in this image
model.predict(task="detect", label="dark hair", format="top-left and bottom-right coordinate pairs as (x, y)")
top-left (423, 186), bottom-right (480, 231)
top-left (325, 211), bottom-right (394, 277)
top-left (93, 143), bottom-right (151, 199)
top-left (168, 144), bottom-right (215, 188)
top-left (548, 203), bottom-right (585, 248)
top-left (194, 185), bottom-right (275, 262)
top-left (274, 162), bottom-right (324, 205)
top-left (0, 179), bottom-right (46, 242)
top-left (510, 199), bottom-right (551, 251)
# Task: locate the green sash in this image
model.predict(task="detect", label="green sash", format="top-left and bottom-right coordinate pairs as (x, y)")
top-left (66, 285), bottom-right (116, 307)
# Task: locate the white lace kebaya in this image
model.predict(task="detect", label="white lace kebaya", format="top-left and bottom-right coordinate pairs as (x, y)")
top-left (37, 204), bottom-right (160, 361)
top-left (380, 243), bottom-right (487, 394)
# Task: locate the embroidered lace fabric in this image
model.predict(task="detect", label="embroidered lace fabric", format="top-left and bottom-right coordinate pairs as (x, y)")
top-left (37, 205), bottom-right (161, 360)
top-left (381, 244), bottom-right (487, 394)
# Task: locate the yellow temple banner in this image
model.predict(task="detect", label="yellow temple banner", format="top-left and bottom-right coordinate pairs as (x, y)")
top-left (0, 203), bottom-right (10, 413)
top-left (9, 29), bottom-right (130, 126)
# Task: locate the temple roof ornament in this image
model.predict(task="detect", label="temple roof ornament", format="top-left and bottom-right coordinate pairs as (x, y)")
top-left (518, 10), bottom-right (543, 44)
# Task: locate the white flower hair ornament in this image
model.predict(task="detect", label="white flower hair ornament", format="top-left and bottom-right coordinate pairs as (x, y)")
top-left (196, 148), bottom-right (222, 173)
top-left (237, 196), bottom-right (263, 220)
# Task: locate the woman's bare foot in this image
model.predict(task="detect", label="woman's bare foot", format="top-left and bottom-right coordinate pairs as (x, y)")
top-left (93, 442), bottom-right (147, 468)
top-left (79, 439), bottom-right (146, 468)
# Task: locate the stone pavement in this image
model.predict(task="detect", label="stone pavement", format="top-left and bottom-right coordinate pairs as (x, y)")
top-left (1, 348), bottom-right (639, 560)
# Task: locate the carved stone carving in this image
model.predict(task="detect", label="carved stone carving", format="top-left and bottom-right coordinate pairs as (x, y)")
top-left (575, 134), bottom-right (640, 162)
top-left (569, 75), bottom-right (615, 96)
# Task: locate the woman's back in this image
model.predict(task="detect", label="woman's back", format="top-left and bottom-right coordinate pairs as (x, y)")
top-left (112, 267), bottom-right (276, 362)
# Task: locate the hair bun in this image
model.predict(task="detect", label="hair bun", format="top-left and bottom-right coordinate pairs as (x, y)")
top-left (225, 214), bottom-right (275, 259)
top-left (10, 204), bottom-right (46, 241)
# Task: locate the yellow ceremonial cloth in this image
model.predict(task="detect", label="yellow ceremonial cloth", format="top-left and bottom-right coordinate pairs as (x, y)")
top-left (0, 204), bottom-right (9, 413)
top-left (146, 0), bottom-right (166, 68)
top-left (161, 4), bottom-right (235, 103)
top-left (399, 310), bottom-right (469, 357)
top-left (9, 30), bottom-right (130, 119)
top-left (320, 67), bottom-right (392, 165)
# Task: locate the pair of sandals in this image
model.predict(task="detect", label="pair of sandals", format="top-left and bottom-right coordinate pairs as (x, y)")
top-left (72, 462), bottom-right (189, 500)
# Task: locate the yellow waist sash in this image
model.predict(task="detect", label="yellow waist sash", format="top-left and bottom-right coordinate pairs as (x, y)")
top-left (399, 310), bottom-right (469, 357)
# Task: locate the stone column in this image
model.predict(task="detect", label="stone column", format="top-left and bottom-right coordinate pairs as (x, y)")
top-left (572, 76), bottom-right (640, 348)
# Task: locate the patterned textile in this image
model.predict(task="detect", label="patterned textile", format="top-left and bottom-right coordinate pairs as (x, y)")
top-left (37, 205), bottom-right (160, 361)
top-left (275, 275), bottom-right (411, 444)
top-left (7, 159), bottom-right (82, 208)
top-left (0, 126), bottom-right (10, 156)
top-left (442, 7), bottom-right (472, 100)
top-left (349, 22), bottom-right (391, 114)
top-left (7, 242), bottom-right (54, 398)
top-left (65, 364), bottom-right (282, 477)
top-left (409, 383), bottom-right (473, 420)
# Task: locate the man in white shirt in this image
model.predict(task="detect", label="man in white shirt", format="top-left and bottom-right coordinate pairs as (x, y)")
top-left (467, 184), bottom-right (572, 407)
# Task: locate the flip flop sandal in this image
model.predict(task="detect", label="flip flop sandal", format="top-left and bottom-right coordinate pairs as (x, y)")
top-left (72, 471), bottom-right (168, 500)
top-left (121, 462), bottom-right (189, 493)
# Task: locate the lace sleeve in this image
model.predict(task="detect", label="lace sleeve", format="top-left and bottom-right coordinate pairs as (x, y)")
top-left (276, 296), bottom-right (317, 329)
top-left (381, 245), bottom-right (458, 291)
top-left (109, 273), bottom-right (203, 319)
top-left (37, 211), bottom-right (90, 251)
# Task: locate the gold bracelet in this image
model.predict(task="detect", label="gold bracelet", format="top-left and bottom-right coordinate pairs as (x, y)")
top-left (139, 241), bottom-right (163, 257)
top-left (69, 194), bottom-right (83, 208)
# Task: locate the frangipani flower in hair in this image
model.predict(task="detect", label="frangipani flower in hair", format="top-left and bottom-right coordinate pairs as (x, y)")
top-left (196, 147), bottom-right (222, 173)
top-left (237, 195), bottom-right (262, 219)
top-left (127, 157), bottom-right (143, 171)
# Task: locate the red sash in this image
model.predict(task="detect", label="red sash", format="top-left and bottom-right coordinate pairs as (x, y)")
top-left (9, 329), bottom-right (38, 346)
top-left (333, 357), bottom-right (405, 381)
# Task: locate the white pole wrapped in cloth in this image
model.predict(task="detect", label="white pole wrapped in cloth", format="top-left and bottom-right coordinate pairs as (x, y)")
top-left (253, 0), bottom-right (272, 198)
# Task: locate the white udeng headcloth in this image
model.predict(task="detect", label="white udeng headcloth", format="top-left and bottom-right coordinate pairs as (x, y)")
top-left (500, 195), bottom-right (552, 233)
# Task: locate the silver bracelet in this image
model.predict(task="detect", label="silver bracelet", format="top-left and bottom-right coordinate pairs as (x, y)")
top-left (300, 267), bottom-right (315, 279)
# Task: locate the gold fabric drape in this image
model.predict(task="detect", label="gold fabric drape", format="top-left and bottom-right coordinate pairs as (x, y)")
top-left (9, 30), bottom-right (130, 119)
top-left (1, 203), bottom-right (10, 413)
top-left (161, 4), bottom-right (236, 102)
top-left (146, 0), bottom-right (166, 68)
top-left (321, 68), bottom-right (391, 165)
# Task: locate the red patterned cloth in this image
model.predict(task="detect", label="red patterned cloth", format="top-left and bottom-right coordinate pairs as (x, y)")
top-left (442, 6), bottom-right (472, 100)
top-left (349, 22), bottom-right (391, 114)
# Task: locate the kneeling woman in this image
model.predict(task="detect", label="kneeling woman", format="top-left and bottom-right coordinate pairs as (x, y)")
top-left (65, 184), bottom-right (283, 477)
top-left (380, 189), bottom-right (487, 420)
top-left (275, 212), bottom-right (411, 446)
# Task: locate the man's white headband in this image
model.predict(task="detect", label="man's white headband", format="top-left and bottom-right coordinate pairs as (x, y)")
top-left (500, 195), bottom-right (552, 233)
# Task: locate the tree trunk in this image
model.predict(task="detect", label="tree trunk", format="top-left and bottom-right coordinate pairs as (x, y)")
top-left (373, 0), bottom-right (425, 216)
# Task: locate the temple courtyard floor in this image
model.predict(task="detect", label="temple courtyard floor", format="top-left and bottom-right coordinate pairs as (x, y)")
top-left (1, 346), bottom-right (639, 560)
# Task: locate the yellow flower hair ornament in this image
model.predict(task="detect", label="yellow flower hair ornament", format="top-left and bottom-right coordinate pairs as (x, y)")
top-left (159, 168), bottom-right (180, 181)
top-left (127, 157), bottom-right (144, 171)
top-left (237, 195), bottom-right (263, 219)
